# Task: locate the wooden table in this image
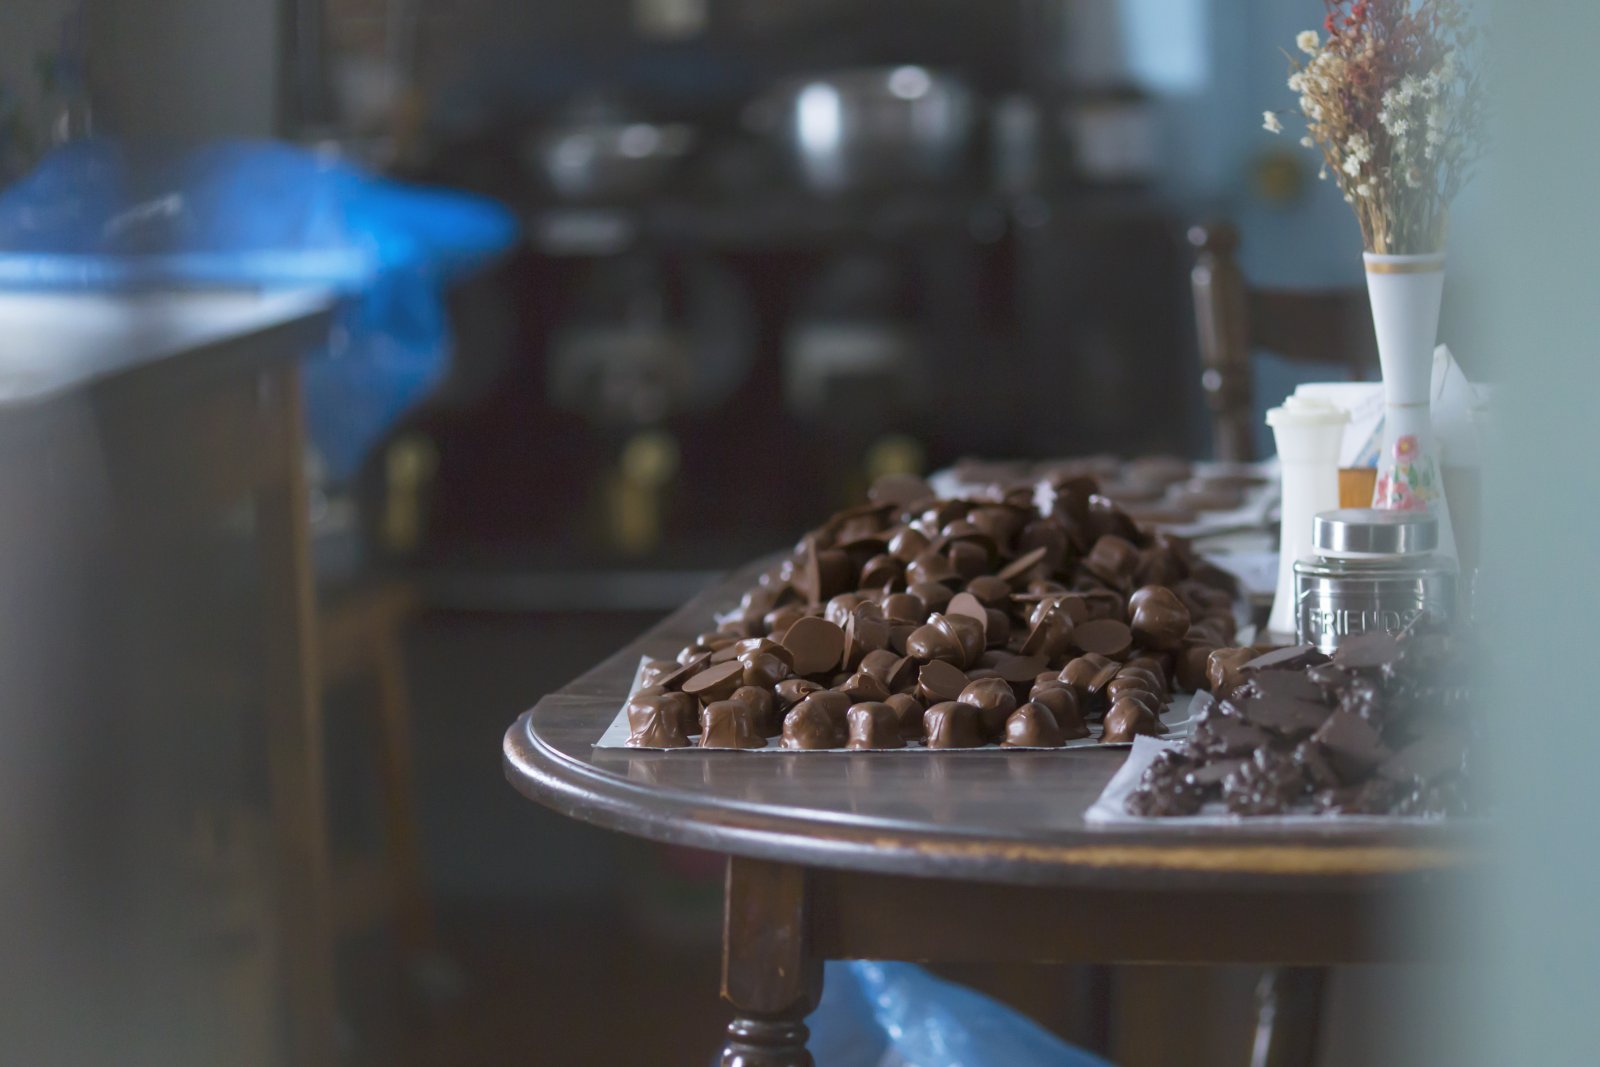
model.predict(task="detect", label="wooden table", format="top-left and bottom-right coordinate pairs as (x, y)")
top-left (503, 558), bottom-right (1479, 1066)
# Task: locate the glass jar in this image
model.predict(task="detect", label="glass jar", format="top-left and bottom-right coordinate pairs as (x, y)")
top-left (1293, 509), bottom-right (1457, 653)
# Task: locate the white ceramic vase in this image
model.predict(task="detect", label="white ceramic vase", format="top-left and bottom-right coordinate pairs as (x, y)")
top-left (1364, 250), bottom-right (1457, 560)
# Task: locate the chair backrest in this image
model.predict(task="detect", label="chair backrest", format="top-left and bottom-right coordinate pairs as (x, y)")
top-left (1188, 222), bottom-right (1378, 461)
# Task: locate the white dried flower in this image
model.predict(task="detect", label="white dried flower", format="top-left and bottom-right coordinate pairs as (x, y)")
top-left (1300, 136), bottom-right (1315, 148)
top-left (1345, 132), bottom-right (1373, 164)
top-left (1263, 111), bottom-right (1283, 134)
top-left (1355, 182), bottom-right (1374, 198)
top-left (1288, 72), bottom-right (1307, 93)
top-left (1386, 117), bottom-right (1410, 137)
top-left (1343, 153), bottom-right (1363, 177)
top-left (1297, 30), bottom-right (1320, 54)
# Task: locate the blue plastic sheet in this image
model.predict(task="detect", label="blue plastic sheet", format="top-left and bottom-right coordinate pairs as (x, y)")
top-left (0, 139), bottom-right (516, 476)
top-left (807, 961), bottom-right (1115, 1067)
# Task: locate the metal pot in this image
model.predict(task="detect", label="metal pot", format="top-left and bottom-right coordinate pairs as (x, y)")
top-left (526, 102), bottom-right (696, 202)
top-left (757, 66), bottom-right (976, 195)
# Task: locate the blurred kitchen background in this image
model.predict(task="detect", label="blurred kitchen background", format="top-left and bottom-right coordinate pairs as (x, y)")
top-left (0, 0), bottom-right (1444, 1064)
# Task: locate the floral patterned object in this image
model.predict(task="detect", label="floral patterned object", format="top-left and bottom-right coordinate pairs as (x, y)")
top-left (1373, 433), bottom-right (1440, 511)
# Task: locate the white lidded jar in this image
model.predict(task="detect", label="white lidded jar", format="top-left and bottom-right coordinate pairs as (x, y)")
top-left (1265, 395), bottom-right (1349, 641)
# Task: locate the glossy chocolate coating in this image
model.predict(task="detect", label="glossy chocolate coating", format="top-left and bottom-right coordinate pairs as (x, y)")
top-left (887, 525), bottom-right (932, 563)
top-left (1019, 607), bottom-right (1075, 662)
top-left (859, 553), bottom-right (904, 590)
top-left (1122, 655), bottom-right (1170, 692)
top-left (957, 677), bottom-right (1019, 739)
top-left (883, 692), bottom-right (927, 742)
top-left (846, 702), bottom-right (906, 750)
top-left (731, 685), bottom-right (781, 737)
top-left (1002, 703), bottom-right (1066, 747)
top-left (824, 593), bottom-right (867, 628)
top-left (681, 659), bottom-right (745, 704)
top-left (842, 607), bottom-right (892, 669)
top-left (1032, 686), bottom-right (1089, 739)
top-left (741, 651), bottom-right (791, 691)
top-left (1205, 646), bottom-right (1259, 698)
top-left (916, 660), bottom-right (970, 706)
top-left (907, 580), bottom-right (954, 613)
top-left (1070, 618), bottom-right (1133, 659)
top-left (906, 619), bottom-right (963, 664)
top-left (625, 688), bottom-right (696, 748)
top-left (880, 592), bottom-right (926, 623)
top-left (839, 670), bottom-right (892, 705)
top-left (1128, 585), bottom-right (1191, 651)
top-left (773, 676), bottom-right (823, 711)
top-left (638, 659), bottom-right (680, 689)
top-left (1101, 697), bottom-right (1163, 743)
top-left (1083, 535), bottom-right (1142, 585)
top-left (905, 550), bottom-right (959, 587)
top-left (698, 700), bottom-right (765, 749)
top-left (940, 613), bottom-right (986, 668)
top-left (780, 615), bottom-right (846, 677)
top-left (922, 701), bottom-right (984, 749)
top-left (1176, 642), bottom-right (1219, 691)
top-left (781, 699), bottom-right (840, 750)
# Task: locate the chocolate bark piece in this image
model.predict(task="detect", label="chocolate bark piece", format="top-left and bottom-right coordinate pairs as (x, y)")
top-left (1332, 631), bottom-right (1403, 670)
top-left (1243, 644), bottom-right (1331, 673)
top-left (1292, 740), bottom-right (1341, 791)
top-left (846, 702), bottom-right (906, 750)
top-left (1311, 709), bottom-right (1393, 781)
top-left (1241, 693), bottom-right (1332, 740)
top-left (1194, 716), bottom-right (1274, 757)
top-left (1184, 757), bottom-right (1248, 791)
top-left (680, 660), bottom-right (745, 704)
top-left (1240, 669), bottom-right (1330, 706)
top-left (1100, 697), bottom-right (1163, 743)
top-left (957, 677), bottom-right (1019, 739)
top-left (1376, 732), bottom-right (1468, 785)
top-left (1070, 619), bottom-right (1134, 660)
top-left (923, 701), bottom-right (984, 748)
top-left (1001, 703), bottom-right (1066, 747)
top-left (781, 699), bottom-right (839, 749)
top-left (1220, 747), bottom-right (1305, 815)
top-left (625, 688), bottom-right (696, 748)
top-left (730, 685), bottom-right (781, 737)
top-left (780, 616), bottom-right (846, 677)
top-left (698, 700), bottom-right (766, 749)
top-left (916, 660), bottom-right (971, 706)
top-left (884, 692), bottom-right (927, 742)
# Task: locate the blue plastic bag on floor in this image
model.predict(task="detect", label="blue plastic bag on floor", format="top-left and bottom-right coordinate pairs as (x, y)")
top-left (807, 961), bottom-right (1114, 1067)
top-left (0, 139), bottom-right (515, 477)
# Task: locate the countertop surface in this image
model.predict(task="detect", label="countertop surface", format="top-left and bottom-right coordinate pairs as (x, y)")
top-left (0, 288), bottom-right (334, 408)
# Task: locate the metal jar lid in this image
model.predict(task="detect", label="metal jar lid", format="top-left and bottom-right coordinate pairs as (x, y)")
top-left (1312, 508), bottom-right (1439, 557)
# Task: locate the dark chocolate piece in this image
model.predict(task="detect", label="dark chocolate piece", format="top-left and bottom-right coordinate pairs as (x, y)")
top-left (1100, 697), bottom-right (1163, 743)
top-left (1128, 585), bottom-right (1191, 651)
top-left (1311, 709), bottom-right (1392, 781)
top-left (1242, 644), bottom-right (1331, 673)
top-left (1028, 686), bottom-right (1089, 739)
top-left (1071, 619), bottom-right (1133, 660)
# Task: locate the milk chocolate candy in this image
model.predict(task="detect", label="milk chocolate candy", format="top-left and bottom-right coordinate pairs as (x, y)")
top-left (825, 593), bottom-right (867, 627)
top-left (781, 700), bottom-right (840, 750)
top-left (1134, 546), bottom-right (1188, 588)
top-left (625, 688), bottom-right (696, 748)
top-left (946, 539), bottom-right (990, 581)
top-left (887, 525), bottom-right (932, 563)
top-left (1128, 585), bottom-right (1191, 651)
top-left (741, 651), bottom-right (791, 690)
top-left (843, 606), bottom-right (893, 669)
top-left (763, 604), bottom-right (808, 641)
top-left (946, 591), bottom-right (990, 632)
top-left (1176, 642), bottom-right (1217, 691)
top-left (858, 648), bottom-right (903, 686)
top-left (846, 702), bottom-right (906, 750)
top-left (958, 677), bottom-right (1019, 738)
top-left (1082, 534), bottom-right (1141, 586)
top-left (884, 692), bottom-right (927, 741)
top-left (638, 659), bottom-right (680, 688)
top-left (940, 612), bottom-right (987, 668)
top-left (1110, 687), bottom-right (1164, 721)
top-left (923, 701), bottom-right (984, 749)
top-left (839, 670), bottom-right (892, 705)
top-left (731, 685), bottom-right (781, 736)
top-left (907, 580), bottom-right (954, 613)
top-left (1016, 518), bottom-right (1070, 571)
top-left (1070, 618), bottom-right (1133, 660)
top-left (880, 591), bottom-right (926, 623)
top-left (1002, 703), bottom-right (1066, 747)
top-left (1205, 646), bottom-right (1258, 697)
top-left (1019, 607), bottom-right (1075, 662)
top-left (966, 507), bottom-right (1025, 551)
top-left (774, 681), bottom-right (825, 713)
top-left (1086, 496), bottom-right (1143, 545)
top-left (906, 620), bottom-right (963, 664)
top-left (780, 616), bottom-right (846, 677)
top-left (1101, 697), bottom-right (1163, 743)
top-left (681, 659), bottom-right (745, 704)
top-left (1026, 686), bottom-right (1088, 738)
top-left (996, 546), bottom-right (1050, 586)
top-left (905, 550), bottom-right (960, 587)
top-left (858, 553), bottom-right (904, 590)
top-left (1106, 673), bottom-right (1163, 707)
top-left (1123, 655), bottom-right (1170, 693)
top-left (917, 660), bottom-right (971, 706)
top-left (697, 700), bottom-right (766, 749)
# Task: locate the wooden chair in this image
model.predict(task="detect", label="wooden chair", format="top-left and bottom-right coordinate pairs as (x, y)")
top-left (1188, 222), bottom-right (1378, 461)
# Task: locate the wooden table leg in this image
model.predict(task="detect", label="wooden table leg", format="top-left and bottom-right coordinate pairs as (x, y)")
top-left (1250, 966), bottom-right (1328, 1067)
top-left (256, 368), bottom-right (339, 1067)
top-left (720, 858), bottom-right (823, 1067)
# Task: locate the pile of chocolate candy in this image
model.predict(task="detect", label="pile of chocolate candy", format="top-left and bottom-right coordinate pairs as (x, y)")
top-left (624, 472), bottom-right (1242, 751)
top-left (1126, 626), bottom-right (1479, 817)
